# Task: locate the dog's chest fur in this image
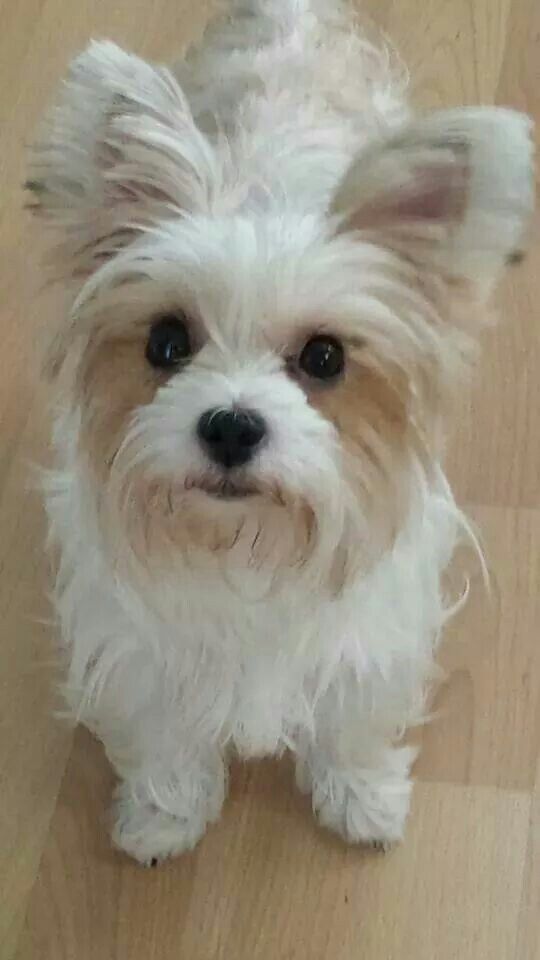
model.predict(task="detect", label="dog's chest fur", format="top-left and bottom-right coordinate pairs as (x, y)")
top-left (51, 460), bottom-right (460, 758)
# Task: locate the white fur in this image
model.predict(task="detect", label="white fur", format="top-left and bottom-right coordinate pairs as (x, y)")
top-left (30, 0), bottom-right (534, 864)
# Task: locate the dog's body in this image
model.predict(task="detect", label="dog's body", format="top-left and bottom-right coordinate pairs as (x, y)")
top-left (31, 0), bottom-right (533, 864)
top-left (49, 423), bottom-right (457, 860)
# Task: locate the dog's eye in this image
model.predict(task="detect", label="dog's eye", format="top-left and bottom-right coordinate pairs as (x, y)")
top-left (146, 314), bottom-right (191, 369)
top-left (299, 336), bottom-right (345, 381)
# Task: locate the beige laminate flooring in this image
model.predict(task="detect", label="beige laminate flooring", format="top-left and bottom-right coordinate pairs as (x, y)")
top-left (0, 1), bottom-right (539, 958)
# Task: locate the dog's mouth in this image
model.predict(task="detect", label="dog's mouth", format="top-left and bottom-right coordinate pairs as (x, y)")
top-left (185, 474), bottom-right (259, 501)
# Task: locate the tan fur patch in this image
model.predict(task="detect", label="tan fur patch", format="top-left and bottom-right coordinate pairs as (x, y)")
top-left (310, 352), bottom-right (407, 450)
top-left (306, 345), bottom-right (420, 552)
top-left (79, 331), bottom-right (160, 481)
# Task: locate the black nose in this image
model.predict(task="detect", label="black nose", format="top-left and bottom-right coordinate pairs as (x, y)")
top-left (197, 408), bottom-right (267, 469)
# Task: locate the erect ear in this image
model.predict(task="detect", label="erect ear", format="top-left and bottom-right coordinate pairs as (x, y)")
top-left (27, 41), bottom-right (217, 279)
top-left (330, 108), bottom-right (534, 290)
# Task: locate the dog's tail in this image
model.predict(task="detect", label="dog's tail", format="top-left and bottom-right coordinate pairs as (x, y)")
top-left (195, 0), bottom-right (361, 55)
top-left (180, 0), bottom-right (406, 127)
top-left (223, 0), bottom-right (356, 34)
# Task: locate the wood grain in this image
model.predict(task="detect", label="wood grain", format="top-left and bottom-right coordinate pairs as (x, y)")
top-left (0, 1), bottom-right (538, 958)
top-left (416, 505), bottom-right (540, 791)
top-left (13, 733), bottom-right (533, 960)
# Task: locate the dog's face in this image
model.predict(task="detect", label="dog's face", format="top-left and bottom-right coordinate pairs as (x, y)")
top-left (64, 217), bottom-right (425, 583)
top-left (29, 43), bottom-right (533, 587)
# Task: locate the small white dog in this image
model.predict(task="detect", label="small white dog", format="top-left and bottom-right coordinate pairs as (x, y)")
top-left (28, 0), bottom-right (533, 864)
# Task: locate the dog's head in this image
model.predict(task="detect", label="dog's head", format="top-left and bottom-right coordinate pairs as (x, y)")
top-left (29, 42), bottom-right (534, 589)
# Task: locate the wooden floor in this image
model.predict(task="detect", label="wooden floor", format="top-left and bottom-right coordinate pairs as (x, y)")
top-left (1, 1), bottom-right (539, 958)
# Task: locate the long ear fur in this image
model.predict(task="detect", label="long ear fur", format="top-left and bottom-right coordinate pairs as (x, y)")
top-left (331, 108), bottom-right (534, 291)
top-left (27, 41), bottom-right (218, 279)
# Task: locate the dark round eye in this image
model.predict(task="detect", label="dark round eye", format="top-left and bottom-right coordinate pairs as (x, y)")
top-left (299, 335), bottom-right (345, 381)
top-left (146, 314), bottom-right (191, 369)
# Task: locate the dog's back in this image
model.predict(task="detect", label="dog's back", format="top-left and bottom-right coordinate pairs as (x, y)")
top-left (173, 0), bottom-right (409, 215)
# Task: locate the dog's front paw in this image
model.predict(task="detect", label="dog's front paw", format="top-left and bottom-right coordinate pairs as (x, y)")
top-left (302, 745), bottom-right (417, 849)
top-left (111, 787), bottom-right (209, 866)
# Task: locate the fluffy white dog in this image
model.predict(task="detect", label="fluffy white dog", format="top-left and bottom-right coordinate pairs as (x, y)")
top-left (28, 0), bottom-right (533, 864)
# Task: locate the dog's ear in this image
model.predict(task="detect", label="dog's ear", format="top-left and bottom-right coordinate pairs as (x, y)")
top-left (27, 41), bottom-right (216, 279)
top-left (331, 108), bottom-right (534, 291)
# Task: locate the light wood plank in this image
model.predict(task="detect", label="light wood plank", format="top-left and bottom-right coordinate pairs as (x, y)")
top-left (448, 0), bottom-right (540, 509)
top-left (517, 755), bottom-right (540, 960)
top-left (16, 731), bottom-right (531, 960)
top-left (379, 0), bottom-right (513, 106)
top-left (0, 427), bottom-right (73, 958)
top-left (416, 505), bottom-right (540, 790)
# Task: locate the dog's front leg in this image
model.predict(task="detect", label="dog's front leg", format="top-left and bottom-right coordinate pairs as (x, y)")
top-left (110, 742), bottom-right (227, 866)
top-left (295, 680), bottom-right (418, 849)
top-left (79, 655), bottom-right (227, 865)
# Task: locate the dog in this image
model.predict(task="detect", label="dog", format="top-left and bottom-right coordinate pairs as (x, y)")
top-left (28, 0), bottom-right (533, 864)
